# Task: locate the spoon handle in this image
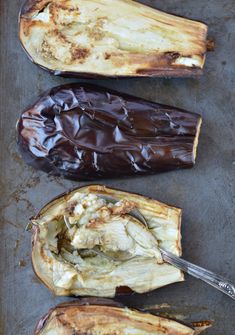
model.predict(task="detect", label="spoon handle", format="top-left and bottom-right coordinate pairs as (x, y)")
top-left (160, 248), bottom-right (235, 300)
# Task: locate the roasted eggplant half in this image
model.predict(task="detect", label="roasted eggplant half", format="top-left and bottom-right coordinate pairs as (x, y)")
top-left (30, 185), bottom-right (184, 297)
top-left (17, 84), bottom-right (202, 180)
top-left (19, 0), bottom-right (208, 77)
top-left (34, 299), bottom-right (211, 335)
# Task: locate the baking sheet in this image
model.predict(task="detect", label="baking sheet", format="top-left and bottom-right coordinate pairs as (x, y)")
top-left (0, 0), bottom-right (234, 334)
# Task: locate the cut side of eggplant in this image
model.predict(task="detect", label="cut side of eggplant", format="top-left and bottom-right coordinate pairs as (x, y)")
top-left (19, 0), bottom-right (208, 77)
top-left (17, 84), bottom-right (202, 181)
top-left (34, 299), bottom-right (211, 335)
top-left (30, 185), bottom-right (184, 297)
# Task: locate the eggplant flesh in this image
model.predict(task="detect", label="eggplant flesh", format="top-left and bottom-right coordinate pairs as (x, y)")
top-left (17, 84), bottom-right (202, 181)
top-left (31, 185), bottom-right (184, 297)
top-left (19, 0), bottom-right (208, 77)
top-left (34, 299), bottom-right (210, 335)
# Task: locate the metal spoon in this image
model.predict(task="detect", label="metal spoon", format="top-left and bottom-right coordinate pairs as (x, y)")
top-left (97, 195), bottom-right (235, 300)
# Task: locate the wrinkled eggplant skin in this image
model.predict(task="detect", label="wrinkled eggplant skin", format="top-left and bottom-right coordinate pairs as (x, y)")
top-left (17, 84), bottom-right (201, 181)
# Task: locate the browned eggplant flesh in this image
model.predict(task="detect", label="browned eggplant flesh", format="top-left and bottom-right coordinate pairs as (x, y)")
top-left (34, 299), bottom-right (211, 335)
top-left (19, 0), bottom-right (208, 77)
top-left (30, 185), bottom-right (184, 297)
top-left (17, 84), bottom-right (202, 181)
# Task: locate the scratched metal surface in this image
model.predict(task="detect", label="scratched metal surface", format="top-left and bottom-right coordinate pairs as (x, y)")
top-left (0, 0), bottom-right (235, 334)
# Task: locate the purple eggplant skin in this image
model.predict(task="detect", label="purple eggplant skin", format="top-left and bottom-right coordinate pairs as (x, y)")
top-left (17, 84), bottom-right (202, 181)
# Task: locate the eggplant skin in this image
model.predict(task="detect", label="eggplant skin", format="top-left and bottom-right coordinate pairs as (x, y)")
top-left (19, 0), bottom-right (208, 78)
top-left (31, 185), bottom-right (184, 297)
top-left (34, 299), bottom-right (209, 335)
top-left (17, 84), bottom-right (202, 181)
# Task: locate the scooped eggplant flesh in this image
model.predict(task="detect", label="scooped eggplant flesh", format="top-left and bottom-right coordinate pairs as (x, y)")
top-left (31, 185), bottom-right (184, 297)
top-left (19, 0), bottom-right (208, 77)
top-left (34, 300), bottom-right (209, 335)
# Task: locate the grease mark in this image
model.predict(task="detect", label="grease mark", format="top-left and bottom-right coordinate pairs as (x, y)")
top-left (14, 239), bottom-right (20, 256)
top-left (18, 259), bottom-right (26, 267)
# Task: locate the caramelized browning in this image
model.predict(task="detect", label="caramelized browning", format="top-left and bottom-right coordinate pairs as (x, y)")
top-left (34, 300), bottom-right (209, 335)
top-left (19, 0), bottom-right (208, 77)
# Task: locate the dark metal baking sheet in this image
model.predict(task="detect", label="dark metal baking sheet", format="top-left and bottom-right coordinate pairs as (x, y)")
top-left (0, 0), bottom-right (234, 334)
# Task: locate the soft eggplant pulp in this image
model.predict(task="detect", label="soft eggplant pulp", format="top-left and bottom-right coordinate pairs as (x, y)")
top-left (31, 185), bottom-right (184, 297)
top-left (19, 0), bottom-right (208, 77)
top-left (17, 84), bottom-right (202, 181)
